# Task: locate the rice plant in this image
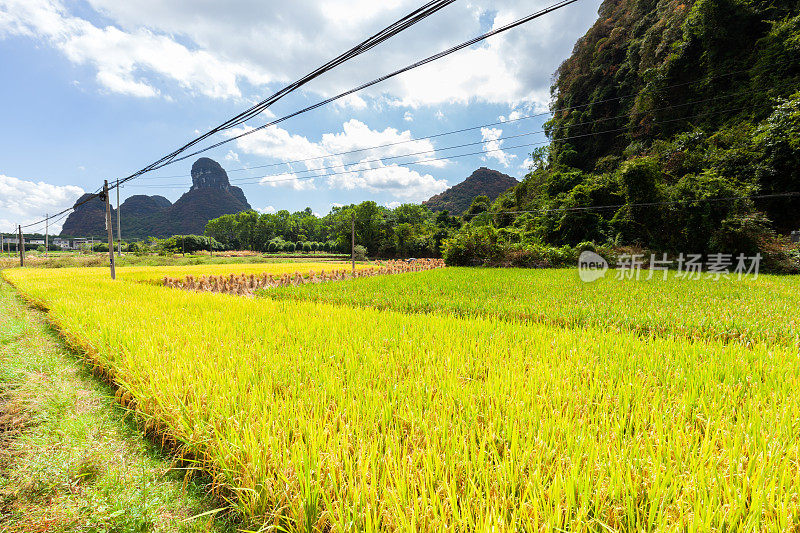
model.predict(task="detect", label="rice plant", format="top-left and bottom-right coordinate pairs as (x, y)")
top-left (266, 267), bottom-right (800, 347)
top-left (4, 266), bottom-right (800, 531)
top-left (164, 259), bottom-right (445, 295)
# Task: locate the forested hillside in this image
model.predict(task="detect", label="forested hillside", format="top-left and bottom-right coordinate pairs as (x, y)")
top-left (423, 167), bottom-right (518, 214)
top-left (446, 0), bottom-right (800, 269)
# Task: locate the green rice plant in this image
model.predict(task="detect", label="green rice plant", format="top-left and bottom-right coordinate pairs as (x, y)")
top-left (265, 267), bottom-right (800, 347)
top-left (4, 266), bottom-right (800, 530)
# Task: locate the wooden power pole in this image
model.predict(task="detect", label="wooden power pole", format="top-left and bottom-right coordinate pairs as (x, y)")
top-left (45, 213), bottom-right (49, 258)
top-left (351, 213), bottom-right (355, 271)
top-left (17, 225), bottom-right (24, 267)
top-left (103, 180), bottom-right (116, 280)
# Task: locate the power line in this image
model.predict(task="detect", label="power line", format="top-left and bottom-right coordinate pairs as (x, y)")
top-left (13, 97), bottom-right (764, 230)
top-left (133, 59), bottom-right (793, 182)
top-left (20, 1), bottom-right (457, 228)
top-left (128, 92), bottom-right (746, 189)
top-left (21, 0), bottom-right (581, 229)
top-left (28, 9), bottom-right (799, 228)
top-left (25, 102), bottom-right (751, 230)
top-left (462, 191), bottom-right (800, 218)
top-left (120, 0), bottom-right (583, 180)
top-left (126, 104), bottom-right (750, 192)
top-left (122, 0), bottom-right (458, 177)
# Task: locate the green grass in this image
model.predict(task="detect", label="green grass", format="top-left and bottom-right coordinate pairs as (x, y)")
top-left (264, 267), bottom-right (800, 347)
top-left (0, 281), bottom-right (234, 532)
top-left (4, 267), bottom-right (800, 530)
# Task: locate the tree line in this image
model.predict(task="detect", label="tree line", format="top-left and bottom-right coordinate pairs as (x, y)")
top-left (203, 202), bottom-right (462, 258)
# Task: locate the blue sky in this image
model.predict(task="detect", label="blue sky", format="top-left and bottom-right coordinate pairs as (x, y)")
top-left (0, 0), bottom-right (603, 233)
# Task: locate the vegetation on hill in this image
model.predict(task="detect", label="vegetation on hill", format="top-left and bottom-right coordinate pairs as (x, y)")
top-left (445, 0), bottom-right (800, 270)
top-left (423, 167), bottom-right (518, 214)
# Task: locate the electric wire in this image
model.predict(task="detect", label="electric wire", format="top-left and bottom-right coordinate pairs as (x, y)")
top-left (133, 0), bottom-right (582, 177)
top-left (127, 92), bottom-right (749, 189)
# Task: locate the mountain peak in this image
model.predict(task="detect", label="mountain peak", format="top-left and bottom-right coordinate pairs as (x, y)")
top-left (423, 168), bottom-right (518, 214)
top-left (191, 157), bottom-right (231, 190)
top-left (61, 158), bottom-right (251, 238)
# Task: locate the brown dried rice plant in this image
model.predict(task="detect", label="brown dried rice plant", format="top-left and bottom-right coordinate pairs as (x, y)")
top-left (162, 258), bottom-right (444, 296)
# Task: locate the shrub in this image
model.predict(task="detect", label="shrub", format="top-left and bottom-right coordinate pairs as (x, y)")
top-left (353, 245), bottom-right (368, 261)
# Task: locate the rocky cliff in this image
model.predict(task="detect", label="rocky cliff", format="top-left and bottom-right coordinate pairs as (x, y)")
top-left (60, 158), bottom-right (252, 238)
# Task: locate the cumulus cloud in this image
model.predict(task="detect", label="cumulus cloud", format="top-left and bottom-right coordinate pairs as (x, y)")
top-left (228, 119), bottom-right (449, 200)
top-left (480, 127), bottom-right (515, 167)
top-left (0, 0), bottom-right (602, 107)
top-left (0, 174), bottom-right (84, 234)
top-left (256, 205), bottom-right (276, 214)
top-left (225, 150), bottom-right (240, 162)
top-left (325, 159), bottom-right (447, 201)
top-left (0, 0), bottom-right (273, 99)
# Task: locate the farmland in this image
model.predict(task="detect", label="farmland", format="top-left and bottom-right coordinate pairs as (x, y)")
top-left (115, 261), bottom-right (365, 283)
top-left (267, 267), bottom-right (800, 347)
top-left (3, 263), bottom-right (800, 531)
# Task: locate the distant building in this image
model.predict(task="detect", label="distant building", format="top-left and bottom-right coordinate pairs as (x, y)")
top-left (792, 230), bottom-right (799, 243)
top-left (53, 237), bottom-right (70, 249)
top-left (72, 238), bottom-right (93, 249)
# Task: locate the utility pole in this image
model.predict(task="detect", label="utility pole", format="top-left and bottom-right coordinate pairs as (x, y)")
top-left (103, 180), bottom-right (116, 280)
top-left (45, 213), bottom-right (49, 258)
top-left (116, 178), bottom-right (122, 257)
top-left (351, 212), bottom-right (355, 271)
top-left (18, 225), bottom-right (24, 267)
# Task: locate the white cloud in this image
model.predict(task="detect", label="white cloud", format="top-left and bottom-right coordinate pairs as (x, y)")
top-left (256, 205), bottom-right (276, 214)
top-left (435, 110), bottom-right (445, 120)
top-left (0, 174), bottom-right (84, 234)
top-left (225, 150), bottom-right (240, 162)
top-left (228, 118), bottom-right (450, 200)
top-left (262, 173), bottom-right (317, 191)
top-left (521, 156), bottom-right (534, 171)
top-left (0, 0), bottom-right (603, 107)
top-left (334, 94), bottom-right (368, 110)
top-left (403, 111), bottom-right (413, 122)
top-left (0, 0), bottom-right (273, 99)
top-left (325, 159), bottom-right (447, 201)
top-left (480, 127), bottom-right (515, 168)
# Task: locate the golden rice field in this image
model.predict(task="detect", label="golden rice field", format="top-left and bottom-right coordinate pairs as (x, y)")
top-left (116, 261), bottom-right (367, 283)
top-left (268, 267), bottom-right (800, 347)
top-left (3, 265), bottom-right (800, 531)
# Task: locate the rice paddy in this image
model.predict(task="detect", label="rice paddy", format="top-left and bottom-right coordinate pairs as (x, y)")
top-left (117, 261), bottom-right (366, 283)
top-left (162, 259), bottom-right (444, 295)
top-left (267, 267), bottom-right (800, 347)
top-left (3, 264), bottom-right (799, 531)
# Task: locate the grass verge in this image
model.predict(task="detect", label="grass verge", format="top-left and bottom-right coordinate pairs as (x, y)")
top-left (0, 280), bottom-right (234, 533)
